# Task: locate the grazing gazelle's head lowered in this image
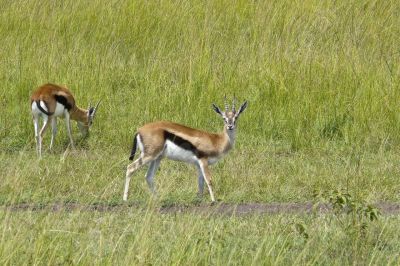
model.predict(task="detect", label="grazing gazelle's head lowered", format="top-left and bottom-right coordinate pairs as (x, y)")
top-left (30, 83), bottom-right (100, 157)
top-left (77, 101), bottom-right (101, 137)
top-left (123, 97), bottom-right (248, 203)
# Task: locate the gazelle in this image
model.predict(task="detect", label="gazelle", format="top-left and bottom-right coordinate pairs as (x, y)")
top-left (123, 97), bottom-right (247, 203)
top-left (30, 83), bottom-right (100, 157)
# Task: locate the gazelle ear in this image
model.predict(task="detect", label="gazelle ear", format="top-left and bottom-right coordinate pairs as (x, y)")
top-left (212, 104), bottom-right (223, 115)
top-left (88, 100), bottom-right (101, 117)
top-left (235, 101), bottom-right (248, 117)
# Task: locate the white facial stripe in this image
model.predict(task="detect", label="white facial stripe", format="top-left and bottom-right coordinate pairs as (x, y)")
top-left (222, 111), bottom-right (237, 129)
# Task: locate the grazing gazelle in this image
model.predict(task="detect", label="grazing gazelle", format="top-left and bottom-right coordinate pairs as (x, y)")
top-left (30, 83), bottom-right (100, 157)
top-left (123, 97), bottom-right (248, 203)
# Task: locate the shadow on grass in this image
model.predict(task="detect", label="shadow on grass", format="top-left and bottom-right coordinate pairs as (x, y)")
top-left (2, 201), bottom-right (400, 216)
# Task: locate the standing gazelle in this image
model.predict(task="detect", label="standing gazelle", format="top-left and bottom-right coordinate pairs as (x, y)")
top-left (30, 83), bottom-right (100, 157)
top-left (123, 97), bottom-right (247, 203)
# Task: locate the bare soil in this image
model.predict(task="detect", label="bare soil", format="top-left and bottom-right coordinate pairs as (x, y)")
top-left (2, 202), bottom-right (400, 215)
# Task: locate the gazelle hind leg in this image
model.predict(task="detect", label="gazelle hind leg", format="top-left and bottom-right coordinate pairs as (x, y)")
top-left (33, 116), bottom-right (41, 157)
top-left (37, 115), bottom-right (50, 157)
top-left (39, 115), bottom-right (50, 137)
top-left (198, 159), bottom-right (216, 203)
top-left (123, 156), bottom-right (153, 201)
top-left (196, 164), bottom-right (205, 197)
top-left (145, 157), bottom-right (161, 194)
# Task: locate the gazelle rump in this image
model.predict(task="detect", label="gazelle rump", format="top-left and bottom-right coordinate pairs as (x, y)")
top-left (123, 98), bottom-right (248, 203)
top-left (30, 83), bottom-right (100, 157)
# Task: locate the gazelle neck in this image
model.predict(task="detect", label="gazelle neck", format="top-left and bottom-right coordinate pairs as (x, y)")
top-left (70, 106), bottom-right (88, 124)
top-left (225, 127), bottom-right (236, 144)
top-left (71, 106), bottom-right (90, 136)
top-left (221, 127), bottom-right (236, 154)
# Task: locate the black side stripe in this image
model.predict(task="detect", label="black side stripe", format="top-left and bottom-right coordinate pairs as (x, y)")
top-left (35, 100), bottom-right (54, 116)
top-left (164, 131), bottom-right (207, 158)
top-left (55, 95), bottom-right (72, 110)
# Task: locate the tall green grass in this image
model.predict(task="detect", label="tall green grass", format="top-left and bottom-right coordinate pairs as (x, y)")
top-left (1, 0), bottom-right (399, 151)
top-left (1, 209), bottom-right (399, 265)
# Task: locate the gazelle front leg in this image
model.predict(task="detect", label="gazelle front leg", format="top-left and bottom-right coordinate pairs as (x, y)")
top-left (64, 111), bottom-right (75, 149)
top-left (198, 159), bottom-right (216, 203)
top-left (145, 157), bottom-right (161, 194)
top-left (50, 117), bottom-right (57, 150)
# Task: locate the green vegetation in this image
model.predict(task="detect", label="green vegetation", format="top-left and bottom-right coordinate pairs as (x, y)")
top-left (1, 209), bottom-right (399, 265)
top-left (1, 0), bottom-right (399, 264)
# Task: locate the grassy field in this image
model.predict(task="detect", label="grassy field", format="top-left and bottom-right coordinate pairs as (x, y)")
top-left (1, 0), bottom-right (400, 264)
top-left (0, 209), bottom-right (399, 265)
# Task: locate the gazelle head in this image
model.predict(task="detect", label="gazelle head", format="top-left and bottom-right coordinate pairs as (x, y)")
top-left (78, 100), bottom-right (101, 136)
top-left (212, 96), bottom-right (248, 131)
top-left (87, 100), bottom-right (101, 126)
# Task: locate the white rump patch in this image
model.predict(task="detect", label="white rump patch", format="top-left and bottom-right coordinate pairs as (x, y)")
top-left (31, 101), bottom-right (47, 117)
top-left (39, 101), bottom-right (48, 112)
top-left (31, 101), bottom-right (66, 117)
top-left (137, 134), bottom-right (145, 156)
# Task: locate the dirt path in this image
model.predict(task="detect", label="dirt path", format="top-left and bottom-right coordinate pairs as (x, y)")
top-left (2, 202), bottom-right (400, 215)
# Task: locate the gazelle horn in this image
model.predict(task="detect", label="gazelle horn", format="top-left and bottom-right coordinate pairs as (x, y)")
top-left (224, 95), bottom-right (229, 112)
top-left (94, 100), bottom-right (101, 112)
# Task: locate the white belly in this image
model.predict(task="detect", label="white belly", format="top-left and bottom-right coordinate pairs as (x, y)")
top-left (163, 140), bottom-right (198, 164)
top-left (53, 102), bottom-right (67, 117)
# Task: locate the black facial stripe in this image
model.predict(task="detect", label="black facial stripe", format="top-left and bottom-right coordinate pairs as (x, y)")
top-left (164, 131), bottom-right (209, 158)
top-left (55, 95), bottom-right (72, 110)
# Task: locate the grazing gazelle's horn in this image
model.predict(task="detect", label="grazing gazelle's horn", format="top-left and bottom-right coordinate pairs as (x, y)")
top-left (94, 100), bottom-right (101, 112)
top-left (232, 95), bottom-right (236, 113)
